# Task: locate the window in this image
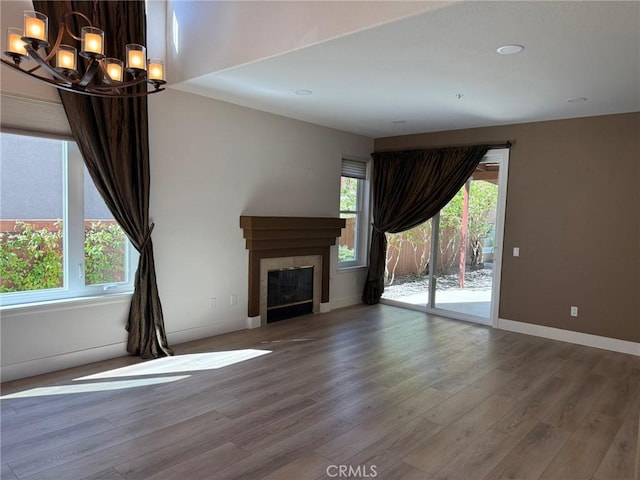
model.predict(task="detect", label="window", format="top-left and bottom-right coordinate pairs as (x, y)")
top-left (339, 158), bottom-right (369, 267)
top-left (0, 132), bottom-right (136, 306)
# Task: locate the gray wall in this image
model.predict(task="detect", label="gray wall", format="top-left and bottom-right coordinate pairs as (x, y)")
top-left (376, 112), bottom-right (640, 343)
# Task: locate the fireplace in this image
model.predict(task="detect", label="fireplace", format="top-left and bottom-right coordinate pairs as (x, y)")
top-left (267, 266), bottom-right (314, 323)
top-left (240, 216), bottom-right (345, 327)
top-left (259, 255), bottom-right (322, 324)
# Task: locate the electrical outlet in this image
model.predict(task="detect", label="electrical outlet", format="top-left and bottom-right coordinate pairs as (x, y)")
top-left (230, 294), bottom-right (238, 306)
top-left (209, 297), bottom-right (216, 309)
top-left (570, 306), bottom-right (578, 317)
top-left (513, 247), bottom-right (520, 257)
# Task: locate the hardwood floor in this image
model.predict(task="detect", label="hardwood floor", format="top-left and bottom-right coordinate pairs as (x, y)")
top-left (2, 304), bottom-right (639, 480)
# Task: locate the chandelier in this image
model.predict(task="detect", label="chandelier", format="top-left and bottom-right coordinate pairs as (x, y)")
top-left (2, 10), bottom-right (166, 98)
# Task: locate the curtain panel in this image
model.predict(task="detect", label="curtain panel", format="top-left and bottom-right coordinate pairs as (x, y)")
top-left (33, 0), bottom-right (173, 358)
top-left (362, 145), bottom-right (490, 304)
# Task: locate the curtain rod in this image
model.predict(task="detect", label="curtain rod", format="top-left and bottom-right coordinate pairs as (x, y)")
top-left (487, 141), bottom-right (512, 149)
top-left (373, 141), bottom-right (513, 154)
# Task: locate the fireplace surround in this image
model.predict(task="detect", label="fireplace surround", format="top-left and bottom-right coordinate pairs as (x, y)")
top-left (240, 216), bottom-right (345, 326)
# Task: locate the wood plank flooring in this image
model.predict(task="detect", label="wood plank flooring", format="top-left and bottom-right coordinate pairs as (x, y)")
top-left (2, 304), bottom-right (639, 480)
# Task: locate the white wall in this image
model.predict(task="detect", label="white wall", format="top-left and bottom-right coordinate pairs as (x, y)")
top-left (148, 88), bottom-right (372, 340)
top-left (1, 297), bottom-right (131, 381)
top-left (0, 88), bottom-right (372, 381)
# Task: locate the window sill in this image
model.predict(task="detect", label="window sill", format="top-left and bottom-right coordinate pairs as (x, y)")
top-left (337, 265), bottom-right (368, 272)
top-left (0, 292), bottom-right (133, 314)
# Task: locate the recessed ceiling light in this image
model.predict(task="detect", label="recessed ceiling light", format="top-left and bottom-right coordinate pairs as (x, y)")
top-left (566, 97), bottom-right (587, 103)
top-left (392, 120), bottom-right (407, 124)
top-left (294, 89), bottom-right (312, 96)
top-left (497, 44), bottom-right (524, 55)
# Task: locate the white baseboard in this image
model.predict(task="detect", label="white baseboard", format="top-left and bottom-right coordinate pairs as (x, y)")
top-left (319, 302), bottom-right (331, 313)
top-left (330, 295), bottom-right (362, 310)
top-left (1, 342), bottom-right (128, 383)
top-left (498, 318), bottom-right (640, 356)
top-left (1, 322), bottom-right (247, 382)
top-left (246, 316), bottom-right (261, 329)
top-left (166, 322), bottom-right (243, 345)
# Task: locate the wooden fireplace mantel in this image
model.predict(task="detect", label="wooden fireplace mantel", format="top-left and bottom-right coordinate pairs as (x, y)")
top-left (240, 216), bottom-right (346, 318)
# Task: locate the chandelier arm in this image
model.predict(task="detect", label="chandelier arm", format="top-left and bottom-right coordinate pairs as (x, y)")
top-left (96, 73), bottom-right (127, 96)
top-left (89, 76), bottom-right (150, 91)
top-left (42, 23), bottom-right (67, 63)
top-left (25, 63), bottom-right (43, 74)
top-left (77, 85), bottom-right (166, 98)
top-left (98, 61), bottom-right (118, 87)
top-left (1, 57), bottom-right (166, 97)
top-left (24, 26), bottom-right (64, 74)
top-left (23, 43), bottom-right (73, 85)
top-left (63, 11), bottom-right (92, 41)
top-left (1, 58), bottom-right (72, 87)
top-left (77, 59), bottom-right (100, 88)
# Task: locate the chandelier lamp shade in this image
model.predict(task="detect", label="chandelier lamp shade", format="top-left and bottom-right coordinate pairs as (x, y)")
top-left (2, 10), bottom-right (166, 98)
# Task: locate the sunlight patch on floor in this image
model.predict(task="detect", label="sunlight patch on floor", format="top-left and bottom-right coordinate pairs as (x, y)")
top-left (74, 349), bottom-right (272, 381)
top-left (260, 338), bottom-right (313, 344)
top-left (0, 375), bottom-right (190, 399)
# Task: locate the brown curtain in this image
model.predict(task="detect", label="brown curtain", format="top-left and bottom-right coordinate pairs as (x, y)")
top-left (33, 0), bottom-right (173, 358)
top-left (362, 145), bottom-right (490, 304)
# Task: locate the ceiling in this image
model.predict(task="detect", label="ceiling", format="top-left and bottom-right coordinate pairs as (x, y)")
top-left (173, 1), bottom-right (640, 138)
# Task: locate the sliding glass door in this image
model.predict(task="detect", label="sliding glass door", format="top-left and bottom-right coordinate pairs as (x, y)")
top-left (382, 218), bottom-right (433, 307)
top-left (381, 148), bottom-right (509, 326)
top-left (432, 169), bottom-right (499, 321)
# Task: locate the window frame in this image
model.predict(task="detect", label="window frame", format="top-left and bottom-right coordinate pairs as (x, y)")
top-left (0, 132), bottom-right (136, 307)
top-left (338, 157), bottom-right (370, 269)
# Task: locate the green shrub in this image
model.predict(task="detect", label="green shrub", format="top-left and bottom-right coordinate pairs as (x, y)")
top-left (0, 221), bottom-right (63, 292)
top-left (338, 244), bottom-right (356, 262)
top-left (84, 221), bottom-right (126, 285)
top-left (0, 220), bottom-right (126, 293)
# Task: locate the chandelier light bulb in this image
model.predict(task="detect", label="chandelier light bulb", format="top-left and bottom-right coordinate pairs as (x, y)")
top-left (29, 22), bottom-right (41, 37)
top-left (81, 27), bottom-right (104, 57)
top-left (23, 11), bottom-right (48, 42)
top-left (56, 44), bottom-right (77, 72)
top-left (148, 58), bottom-right (164, 81)
top-left (126, 43), bottom-right (146, 71)
top-left (105, 58), bottom-right (123, 82)
top-left (27, 18), bottom-right (43, 38)
top-left (6, 28), bottom-right (27, 56)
